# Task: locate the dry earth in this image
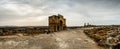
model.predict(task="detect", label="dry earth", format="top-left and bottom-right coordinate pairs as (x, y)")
top-left (0, 28), bottom-right (105, 49)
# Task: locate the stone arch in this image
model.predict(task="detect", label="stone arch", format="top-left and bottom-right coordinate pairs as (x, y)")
top-left (49, 14), bottom-right (66, 32)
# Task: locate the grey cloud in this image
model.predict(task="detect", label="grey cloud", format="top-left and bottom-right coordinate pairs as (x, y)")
top-left (0, 0), bottom-right (120, 26)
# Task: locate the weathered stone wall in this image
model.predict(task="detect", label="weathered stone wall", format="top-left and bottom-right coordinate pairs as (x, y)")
top-left (49, 14), bottom-right (66, 32)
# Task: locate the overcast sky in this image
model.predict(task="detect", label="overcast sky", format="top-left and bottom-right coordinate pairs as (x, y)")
top-left (0, 0), bottom-right (120, 26)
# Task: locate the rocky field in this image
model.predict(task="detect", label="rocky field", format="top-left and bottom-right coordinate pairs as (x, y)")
top-left (84, 26), bottom-right (120, 49)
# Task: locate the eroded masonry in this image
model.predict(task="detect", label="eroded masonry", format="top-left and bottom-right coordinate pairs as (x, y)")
top-left (0, 14), bottom-right (66, 36)
top-left (49, 14), bottom-right (66, 32)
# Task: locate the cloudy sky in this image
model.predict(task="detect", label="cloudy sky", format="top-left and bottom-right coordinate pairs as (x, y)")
top-left (0, 0), bottom-right (120, 26)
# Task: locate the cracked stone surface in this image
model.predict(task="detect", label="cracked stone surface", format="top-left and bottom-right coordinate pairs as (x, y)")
top-left (0, 28), bottom-right (105, 49)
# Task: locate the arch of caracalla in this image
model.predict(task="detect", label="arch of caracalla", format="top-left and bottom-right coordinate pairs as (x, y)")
top-left (49, 14), bottom-right (66, 32)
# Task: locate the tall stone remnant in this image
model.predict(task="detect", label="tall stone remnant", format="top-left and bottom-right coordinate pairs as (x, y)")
top-left (49, 14), bottom-right (66, 32)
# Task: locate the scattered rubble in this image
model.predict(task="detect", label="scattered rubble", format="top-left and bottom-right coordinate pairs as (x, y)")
top-left (84, 26), bottom-right (120, 49)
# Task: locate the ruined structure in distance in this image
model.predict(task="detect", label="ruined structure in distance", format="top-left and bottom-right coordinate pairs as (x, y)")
top-left (0, 14), bottom-right (66, 36)
top-left (49, 14), bottom-right (66, 32)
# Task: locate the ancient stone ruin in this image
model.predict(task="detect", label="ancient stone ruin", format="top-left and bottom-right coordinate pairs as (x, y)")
top-left (49, 14), bottom-right (66, 32)
top-left (0, 14), bottom-right (66, 36)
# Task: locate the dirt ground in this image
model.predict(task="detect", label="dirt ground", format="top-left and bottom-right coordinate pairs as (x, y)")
top-left (0, 28), bottom-right (105, 49)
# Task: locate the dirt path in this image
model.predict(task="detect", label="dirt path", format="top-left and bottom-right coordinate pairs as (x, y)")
top-left (52, 28), bottom-right (105, 49)
top-left (0, 28), bottom-right (105, 49)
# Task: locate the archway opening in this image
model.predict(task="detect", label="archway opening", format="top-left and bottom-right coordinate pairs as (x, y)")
top-left (57, 20), bottom-right (63, 31)
top-left (60, 20), bottom-right (63, 26)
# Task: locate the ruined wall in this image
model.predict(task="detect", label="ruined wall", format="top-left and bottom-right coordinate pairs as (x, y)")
top-left (49, 14), bottom-right (66, 32)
